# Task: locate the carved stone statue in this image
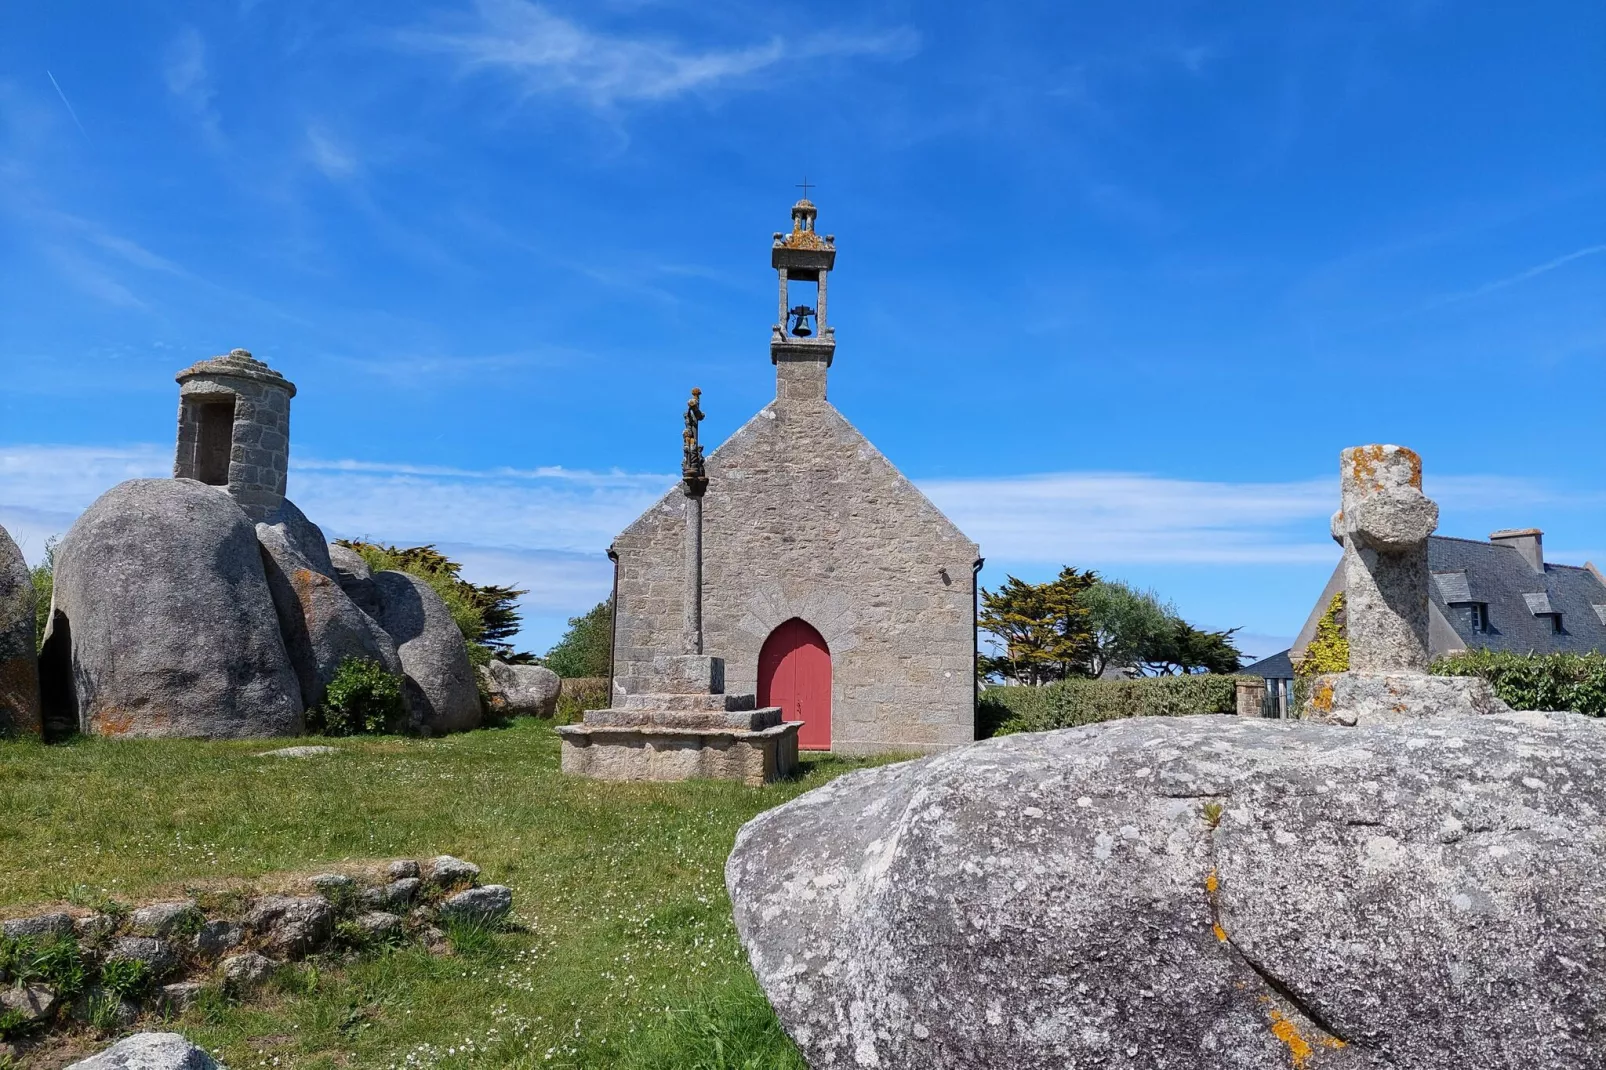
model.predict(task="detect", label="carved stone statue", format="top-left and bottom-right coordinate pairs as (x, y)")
top-left (681, 387), bottom-right (707, 497)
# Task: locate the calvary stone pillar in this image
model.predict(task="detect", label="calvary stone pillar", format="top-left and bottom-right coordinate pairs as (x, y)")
top-left (1304, 444), bottom-right (1507, 724)
top-left (1333, 444), bottom-right (1437, 672)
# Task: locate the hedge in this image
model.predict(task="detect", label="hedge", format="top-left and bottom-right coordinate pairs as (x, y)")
top-left (1431, 650), bottom-right (1606, 716)
top-left (979, 674), bottom-right (1251, 737)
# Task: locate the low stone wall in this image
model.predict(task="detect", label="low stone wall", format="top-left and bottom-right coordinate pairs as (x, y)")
top-left (0, 856), bottom-right (512, 1063)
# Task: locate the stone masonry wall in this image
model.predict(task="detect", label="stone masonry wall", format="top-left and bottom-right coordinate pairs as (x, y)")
top-left (612, 394), bottom-right (979, 755)
top-left (175, 374), bottom-right (291, 522)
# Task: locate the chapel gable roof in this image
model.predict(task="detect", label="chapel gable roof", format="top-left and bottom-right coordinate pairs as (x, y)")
top-left (614, 400), bottom-right (977, 553)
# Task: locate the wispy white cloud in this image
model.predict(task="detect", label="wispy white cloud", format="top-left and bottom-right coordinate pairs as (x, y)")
top-left (923, 471), bottom-right (1601, 567)
top-left (0, 443), bottom-right (648, 650)
top-left (397, 0), bottom-right (918, 108)
top-left (42, 247), bottom-right (148, 309)
top-left (305, 124), bottom-right (359, 181)
top-left (923, 472), bottom-right (1338, 566)
top-left (3, 444), bottom-right (1597, 647)
top-left (164, 27), bottom-right (222, 144)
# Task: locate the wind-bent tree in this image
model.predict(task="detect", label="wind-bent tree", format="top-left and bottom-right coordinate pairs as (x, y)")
top-left (977, 567), bottom-right (1097, 685)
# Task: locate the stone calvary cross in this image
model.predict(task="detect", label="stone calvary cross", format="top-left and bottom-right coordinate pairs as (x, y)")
top-left (681, 388), bottom-right (707, 655)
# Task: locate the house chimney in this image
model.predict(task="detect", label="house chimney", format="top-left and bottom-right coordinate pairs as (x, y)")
top-left (1490, 528), bottom-right (1544, 573)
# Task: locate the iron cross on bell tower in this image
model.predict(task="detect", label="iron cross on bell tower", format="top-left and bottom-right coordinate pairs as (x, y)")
top-left (770, 184), bottom-right (836, 399)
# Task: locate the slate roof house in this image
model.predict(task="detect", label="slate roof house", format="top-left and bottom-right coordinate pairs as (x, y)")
top-left (606, 198), bottom-right (981, 756)
top-left (1248, 528), bottom-right (1606, 688)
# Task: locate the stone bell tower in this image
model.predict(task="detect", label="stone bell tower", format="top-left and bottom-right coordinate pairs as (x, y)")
top-left (173, 349), bottom-right (296, 522)
top-left (771, 194), bottom-right (836, 400)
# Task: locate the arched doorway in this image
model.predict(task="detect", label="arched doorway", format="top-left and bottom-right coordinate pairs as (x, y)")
top-left (758, 618), bottom-right (831, 750)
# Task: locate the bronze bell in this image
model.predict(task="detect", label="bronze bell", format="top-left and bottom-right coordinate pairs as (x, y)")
top-left (788, 304), bottom-right (815, 337)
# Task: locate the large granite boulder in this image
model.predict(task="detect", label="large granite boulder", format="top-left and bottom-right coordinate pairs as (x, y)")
top-left (371, 570), bottom-right (480, 734)
top-left (65, 1032), bottom-right (220, 1069)
top-left (327, 543), bottom-right (383, 617)
top-left (260, 499), bottom-right (336, 577)
top-left (0, 522), bottom-right (41, 736)
top-left (480, 659), bottom-right (561, 718)
top-left (48, 479), bottom-right (302, 737)
top-left (727, 712), bottom-right (1606, 1069)
top-left (257, 517), bottom-right (404, 712)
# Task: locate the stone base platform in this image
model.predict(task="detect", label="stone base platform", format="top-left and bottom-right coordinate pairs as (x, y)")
top-left (558, 720), bottom-right (800, 786)
top-left (558, 653), bottom-right (801, 785)
top-left (1303, 671), bottom-right (1510, 725)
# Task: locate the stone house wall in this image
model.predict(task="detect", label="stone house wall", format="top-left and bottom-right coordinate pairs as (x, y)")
top-left (612, 395), bottom-right (980, 755)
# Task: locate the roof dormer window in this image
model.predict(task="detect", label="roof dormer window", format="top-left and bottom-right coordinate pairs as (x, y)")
top-left (1523, 593), bottom-right (1563, 634)
top-left (1454, 602), bottom-right (1489, 633)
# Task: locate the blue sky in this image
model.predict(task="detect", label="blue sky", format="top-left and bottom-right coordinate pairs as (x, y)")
top-left (2, 0), bottom-right (1602, 660)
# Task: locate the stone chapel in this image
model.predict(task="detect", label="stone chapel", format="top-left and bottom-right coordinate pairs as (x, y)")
top-left (607, 198), bottom-right (981, 755)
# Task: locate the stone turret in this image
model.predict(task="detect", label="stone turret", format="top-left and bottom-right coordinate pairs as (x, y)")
top-left (174, 350), bottom-right (296, 522)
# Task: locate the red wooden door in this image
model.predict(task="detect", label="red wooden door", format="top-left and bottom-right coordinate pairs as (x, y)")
top-left (758, 618), bottom-right (832, 750)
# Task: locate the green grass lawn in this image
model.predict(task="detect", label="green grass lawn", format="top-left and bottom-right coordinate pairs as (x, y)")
top-left (0, 721), bottom-right (891, 1069)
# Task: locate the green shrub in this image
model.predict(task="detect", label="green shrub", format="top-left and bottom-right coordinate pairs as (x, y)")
top-left (336, 541), bottom-right (529, 665)
top-left (976, 687), bottom-right (1047, 738)
top-left (545, 601), bottom-right (612, 678)
top-left (308, 657), bottom-right (406, 736)
top-left (1432, 650), bottom-right (1606, 715)
top-left (985, 675), bottom-right (1247, 736)
top-left (554, 676), bottom-right (610, 724)
top-left (31, 538), bottom-right (56, 654)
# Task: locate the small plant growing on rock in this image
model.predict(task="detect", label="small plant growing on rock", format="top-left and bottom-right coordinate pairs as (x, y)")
top-left (0, 936), bottom-right (27, 982)
top-left (97, 957), bottom-right (151, 1000)
top-left (309, 658), bottom-right (406, 736)
top-left (1200, 801), bottom-right (1225, 830)
top-left (84, 992), bottom-right (127, 1034)
top-left (32, 935), bottom-right (87, 997)
top-left (0, 1007), bottom-right (30, 1042)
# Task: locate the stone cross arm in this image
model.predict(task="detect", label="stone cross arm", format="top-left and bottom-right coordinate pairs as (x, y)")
top-left (1331, 444), bottom-right (1438, 552)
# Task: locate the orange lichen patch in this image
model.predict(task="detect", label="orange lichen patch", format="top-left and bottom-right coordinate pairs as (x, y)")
top-left (90, 707), bottom-right (139, 736)
top-left (1205, 870), bottom-right (1227, 940)
top-left (784, 227), bottom-right (831, 251)
top-left (1262, 1001), bottom-right (1345, 1068)
top-left (1268, 1009), bottom-right (1315, 1068)
top-left (1310, 683), bottom-right (1334, 713)
top-left (1400, 447), bottom-right (1423, 488)
top-left (1345, 444), bottom-right (1386, 493)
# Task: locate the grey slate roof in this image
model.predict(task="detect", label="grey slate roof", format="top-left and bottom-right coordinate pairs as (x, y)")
top-left (1432, 570), bottom-right (1472, 603)
top-left (1243, 650), bottom-right (1294, 679)
top-left (1427, 536), bottom-right (1606, 656)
